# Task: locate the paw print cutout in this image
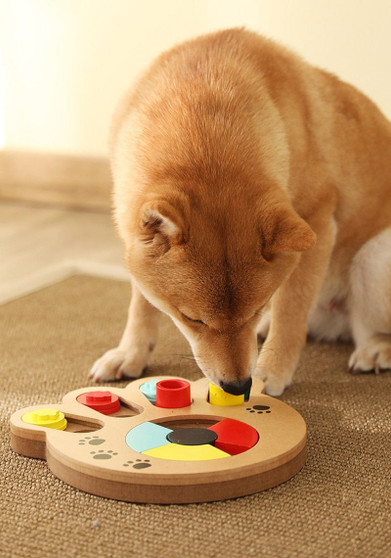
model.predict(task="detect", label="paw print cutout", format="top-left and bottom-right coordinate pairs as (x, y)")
top-left (246, 405), bottom-right (271, 414)
top-left (90, 450), bottom-right (118, 460)
top-left (10, 376), bottom-right (306, 503)
top-left (79, 436), bottom-right (105, 446)
top-left (123, 459), bottom-right (152, 469)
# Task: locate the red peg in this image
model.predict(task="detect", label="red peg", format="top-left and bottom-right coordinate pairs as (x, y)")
top-left (155, 379), bottom-right (191, 408)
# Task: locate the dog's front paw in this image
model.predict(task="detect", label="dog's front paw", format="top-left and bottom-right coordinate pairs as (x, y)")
top-left (88, 347), bottom-right (149, 383)
top-left (255, 342), bottom-right (297, 396)
top-left (253, 367), bottom-right (291, 397)
top-left (349, 334), bottom-right (391, 375)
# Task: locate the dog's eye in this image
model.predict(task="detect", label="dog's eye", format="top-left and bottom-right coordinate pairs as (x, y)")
top-left (181, 313), bottom-right (205, 325)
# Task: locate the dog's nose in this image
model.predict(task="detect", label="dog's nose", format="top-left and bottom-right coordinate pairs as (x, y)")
top-left (220, 377), bottom-right (252, 396)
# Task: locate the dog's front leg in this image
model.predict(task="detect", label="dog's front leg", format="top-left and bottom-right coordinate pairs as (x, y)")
top-left (255, 218), bottom-right (336, 395)
top-left (89, 281), bottom-right (161, 382)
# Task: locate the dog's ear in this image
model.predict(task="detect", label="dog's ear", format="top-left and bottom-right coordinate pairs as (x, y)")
top-left (261, 204), bottom-right (316, 259)
top-left (138, 198), bottom-right (189, 250)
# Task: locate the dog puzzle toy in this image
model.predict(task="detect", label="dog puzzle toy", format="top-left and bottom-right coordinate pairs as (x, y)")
top-left (10, 377), bottom-right (306, 503)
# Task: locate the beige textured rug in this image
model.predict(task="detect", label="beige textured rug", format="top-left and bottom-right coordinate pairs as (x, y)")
top-left (1, 274), bottom-right (390, 557)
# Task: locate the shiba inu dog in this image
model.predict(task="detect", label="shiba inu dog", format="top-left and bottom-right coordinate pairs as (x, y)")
top-left (90, 29), bottom-right (391, 395)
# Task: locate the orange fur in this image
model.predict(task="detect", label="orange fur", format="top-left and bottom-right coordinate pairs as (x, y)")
top-left (90, 29), bottom-right (391, 395)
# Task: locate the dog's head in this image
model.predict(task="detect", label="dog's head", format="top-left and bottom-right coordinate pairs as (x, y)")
top-left (118, 187), bottom-right (315, 394)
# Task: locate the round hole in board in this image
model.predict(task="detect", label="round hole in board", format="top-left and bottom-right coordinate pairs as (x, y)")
top-left (158, 379), bottom-right (189, 391)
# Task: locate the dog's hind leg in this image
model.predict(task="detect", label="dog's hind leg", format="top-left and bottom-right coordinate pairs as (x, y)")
top-left (348, 228), bottom-right (391, 374)
top-left (89, 280), bottom-right (161, 382)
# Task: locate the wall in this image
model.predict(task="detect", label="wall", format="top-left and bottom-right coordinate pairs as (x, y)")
top-left (1, 0), bottom-right (390, 157)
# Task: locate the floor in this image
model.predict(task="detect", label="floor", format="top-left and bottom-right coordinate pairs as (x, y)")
top-left (0, 202), bottom-right (128, 304)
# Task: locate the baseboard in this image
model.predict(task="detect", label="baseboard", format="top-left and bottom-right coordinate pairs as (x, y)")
top-left (0, 150), bottom-right (112, 212)
top-left (0, 260), bottom-right (129, 305)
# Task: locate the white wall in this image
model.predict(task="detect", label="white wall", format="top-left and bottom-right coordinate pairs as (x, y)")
top-left (1, 0), bottom-right (391, 157)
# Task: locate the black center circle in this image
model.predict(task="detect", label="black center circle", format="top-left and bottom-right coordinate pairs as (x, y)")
top-left (167, 427), bottom-right (218, 446)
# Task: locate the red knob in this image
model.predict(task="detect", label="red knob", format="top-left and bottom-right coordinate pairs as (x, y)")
top-left (77, 390), bottom-right (120, 415)
top-left (86, 391), bottom-right (112, 404)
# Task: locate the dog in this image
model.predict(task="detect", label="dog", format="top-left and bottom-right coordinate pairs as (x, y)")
top-left (89, 28), bottom-right (391, 396)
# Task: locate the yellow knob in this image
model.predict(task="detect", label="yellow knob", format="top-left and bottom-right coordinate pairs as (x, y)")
top-left (22, 408), bottom-right (67, 430)
top-left (32, 409), bottom-right (60, 423)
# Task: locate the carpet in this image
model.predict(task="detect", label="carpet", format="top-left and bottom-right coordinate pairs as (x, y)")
top-left (1, 274), bottom-right (390, 558)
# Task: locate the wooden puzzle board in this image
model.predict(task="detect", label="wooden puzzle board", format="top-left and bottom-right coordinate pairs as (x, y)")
top-left (10, 377), bottom-right (306, 503)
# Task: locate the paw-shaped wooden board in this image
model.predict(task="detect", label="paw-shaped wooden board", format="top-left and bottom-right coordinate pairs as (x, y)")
top-left (10, 377), bottom-right (306, 503)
